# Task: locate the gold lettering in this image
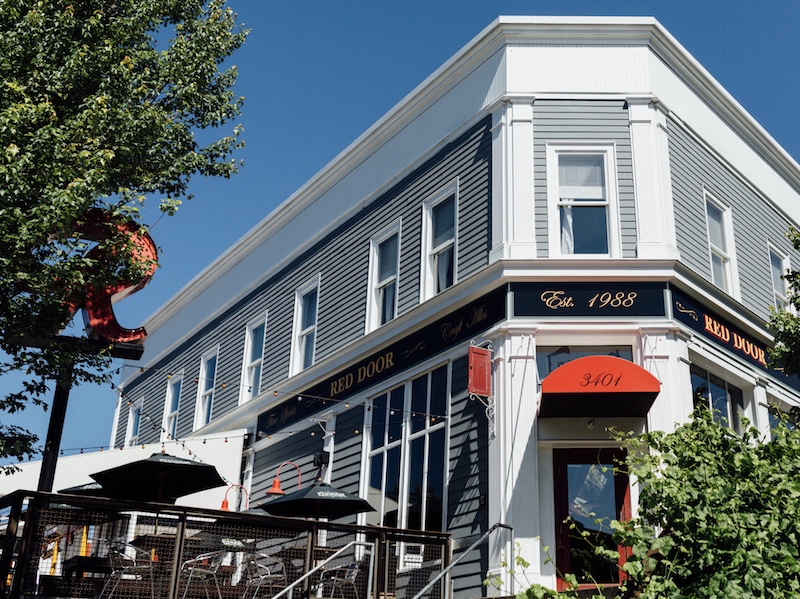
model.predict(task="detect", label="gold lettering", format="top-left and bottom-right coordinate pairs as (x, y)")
top-left (541, 290), bottom-right (575, 310)
top-left (356, 352), bottom-right (394, 384)
top-left (330, 373), bottom-right (354, 396)
top-left (441, 319), bottom-right (464, 340)
top-left (466, 305), bottom-right (488, 328)
top-left (703, 314), bottom-right (730, 343)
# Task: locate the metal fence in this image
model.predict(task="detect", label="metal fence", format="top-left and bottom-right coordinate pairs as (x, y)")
top-left (0, 491), bottom-right (450, 599)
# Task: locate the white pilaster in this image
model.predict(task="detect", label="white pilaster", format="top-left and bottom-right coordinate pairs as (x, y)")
top-left (490, 98), bottom-right (537, 263)
top-left (488, 329), bottom-right (540, 591)
top-left (628, 99), bottom-right (680, 260)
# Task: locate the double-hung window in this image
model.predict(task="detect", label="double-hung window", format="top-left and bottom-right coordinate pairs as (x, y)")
top-left (691, 364), bottom-right (745, 433)
top-left (241, 316), bottom-right (267, 403)
top-left (422, 182), bottom-right (457, 301)
top-left (367, 224), bottom-right (400, 332)
top-left (769, 248), bottom-right (790, 311)
top-left (291, 278), bottom-right (319, 375)
top-left (195, 348), bottom-right (218, 429)
top-left (164, 375), bottom-right (182, 440)
top-left (547, 144), bottom-right (619, 257)
top-left (127, 400), bottom-right (143, 446)
top-left (365, 363), bottom-right (449, 533)
top-left (705, 195), bottom-right (737, 294)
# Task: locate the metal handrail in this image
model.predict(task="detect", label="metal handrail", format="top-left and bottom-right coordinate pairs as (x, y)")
top-left (271, 540), bottom-right (374, 599)
top-left (410, 522), bottom-right (514, 599)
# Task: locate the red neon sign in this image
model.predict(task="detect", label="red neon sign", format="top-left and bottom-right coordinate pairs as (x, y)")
top-left (65, 209), bottom-right (158, 344)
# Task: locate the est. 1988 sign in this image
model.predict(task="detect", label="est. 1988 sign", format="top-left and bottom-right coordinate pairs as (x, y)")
top-left (512, 282), bottom-right (667, 317)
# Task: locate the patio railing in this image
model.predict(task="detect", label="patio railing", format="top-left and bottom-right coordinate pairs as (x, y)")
top-left (0, 490), bottom-right (450, 599)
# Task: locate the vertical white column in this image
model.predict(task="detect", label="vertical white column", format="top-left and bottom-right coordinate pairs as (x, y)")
top-left (628, 99), bottom-right (680, 260)
top-left (487, 329), bottom-right (540, 591)
top-left (642, 327), bottom-right (692, 432)
top-left (490, 98), bottom-right (537, 263)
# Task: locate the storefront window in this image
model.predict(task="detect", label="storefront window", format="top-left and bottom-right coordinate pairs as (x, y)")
top-left (365, 364), bottom-right (449, 532)
top-left (537, 346), bottom-right (632, 381)
top-left (553, 448), bottom-right (629, 591)
top-left (691, 364), bottom-right (744, 433)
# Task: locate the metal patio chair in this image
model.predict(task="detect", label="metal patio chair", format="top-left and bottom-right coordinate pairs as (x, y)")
top-left (181, 550), bottom-right (226, 599)
top-left (98, 540), bottom-right (156, 599)
top-left (241, 552), bottom-right (287, 598)
top-left (319, 562), bottom-right (360, 599)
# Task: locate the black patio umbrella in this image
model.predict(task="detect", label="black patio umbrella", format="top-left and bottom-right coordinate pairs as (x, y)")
top-left (260, 481), bottom-right (375, 520)
top-left (90, 452), bottom-right (225, 503)
top-left (58, 481), bottom-right (181, 504)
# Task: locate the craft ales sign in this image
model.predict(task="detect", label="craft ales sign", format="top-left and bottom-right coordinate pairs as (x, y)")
top-left (256, 285), bottom-right (507, 437)
top-left (512, 282), bottom-right (667, 317)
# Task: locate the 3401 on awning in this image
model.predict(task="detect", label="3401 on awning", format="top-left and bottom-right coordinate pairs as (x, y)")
top-left (539, 355), bottom-right (660, 418)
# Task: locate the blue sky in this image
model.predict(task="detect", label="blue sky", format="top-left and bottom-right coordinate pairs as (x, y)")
top-left (4, 0), bottom-right (800, 461)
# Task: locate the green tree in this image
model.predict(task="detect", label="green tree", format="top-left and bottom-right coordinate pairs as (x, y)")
top-left (0, 0), bottom-right (247, 468)
top-left (769, 227), bottom-right (800, 377)
top-left (613, 409), bottom-right (800, 598)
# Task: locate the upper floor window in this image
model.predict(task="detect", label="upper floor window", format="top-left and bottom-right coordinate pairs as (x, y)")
top-left (691, 364), bottom-right (744, 433)
top-left (705, 195), bottom-right (737, 294)
top-left (290, 278), bottom-right (319, 375)
top-left (769, 247), bottom-right (790, 311)
top-left (547, 144), bottom-right (620, 258)
top-left (195, 348), bottom-right (218, 429)
top-left (241, 315), bottom-right (267, 403)
top-left (163, 375), bottom-right (182, 440)
top-left (367, 223), bottom-right (400, 332)
top-left (422, 182), bottom-right (457, 301)
top-left (127, 400), bottom-right (143, 446)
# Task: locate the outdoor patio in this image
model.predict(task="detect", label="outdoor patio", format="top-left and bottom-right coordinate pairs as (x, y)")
top-left (0, 490), bottom-right (450, 599)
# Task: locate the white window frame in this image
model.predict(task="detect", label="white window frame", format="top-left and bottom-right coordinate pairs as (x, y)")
top-left (194, 346), bottom-right (219, 430)
top-left (240, 313), bottom-right (268, 404)
top-left (769, 245), bottom-right (790, 311)
top-left (546, 143), bottom-right (621, 258)
top-left (366, 221), bottom-right (401, 333)
top-left (421, 181), bottom-right (458, 301)
top-left (704, 193), bottom-right (739, 296)
top-left (290, 276), bottom-right (320, 376)
top-left (127, 399), bottom-right (144, 447)
top-left (162, 372), bottom-right (183, 441)
top-left (691, 362), bottom-right (747, 434)
top-left (362, 362), bottom-right (450, 534)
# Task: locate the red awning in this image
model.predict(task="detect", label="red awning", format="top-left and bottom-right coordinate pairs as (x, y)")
top-left (539, 355), bottom-right (660, 418)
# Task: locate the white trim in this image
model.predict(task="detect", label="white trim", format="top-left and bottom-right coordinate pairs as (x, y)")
top-left (290, 275), bottom-right (321, 376)
top-left (421, 180), bottom-right (459, 302)
top-left (546, 143), bottom-right (621, 259)
top-left (194, 345), bottom-right (219, 430)
top-left (366, 221), bottom-right (402, 333)
top-left (239, 312), bottom-right (268, 405)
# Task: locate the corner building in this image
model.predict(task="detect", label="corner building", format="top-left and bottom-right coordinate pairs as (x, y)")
top-left (111, 17), bottom-right (800, 596)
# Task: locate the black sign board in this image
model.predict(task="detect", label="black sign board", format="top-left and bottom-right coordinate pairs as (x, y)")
top-left (256, 285), bottom-right (507, 438)
top-left (512, 282), bottom-right (667, 317)
top-left (671, 286), bottom-right (800, 393)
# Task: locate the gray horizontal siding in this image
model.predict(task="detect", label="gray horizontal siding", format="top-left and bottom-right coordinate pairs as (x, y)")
top-left (533, 99), bottom-right (636, 258)
top-left (328, 405), bottom-right (366, 525)
top-left (668, 117), bottom-right (798, 320)
top-left (117, 117), bottom-right (492, 448)
top-left (447, 355), bottom-right (489, 599)
top-left (251, 425), bottom-right (324, 506)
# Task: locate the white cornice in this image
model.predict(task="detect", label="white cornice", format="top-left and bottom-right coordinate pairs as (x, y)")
top-left (141, 16), bottom-right (800, 348)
